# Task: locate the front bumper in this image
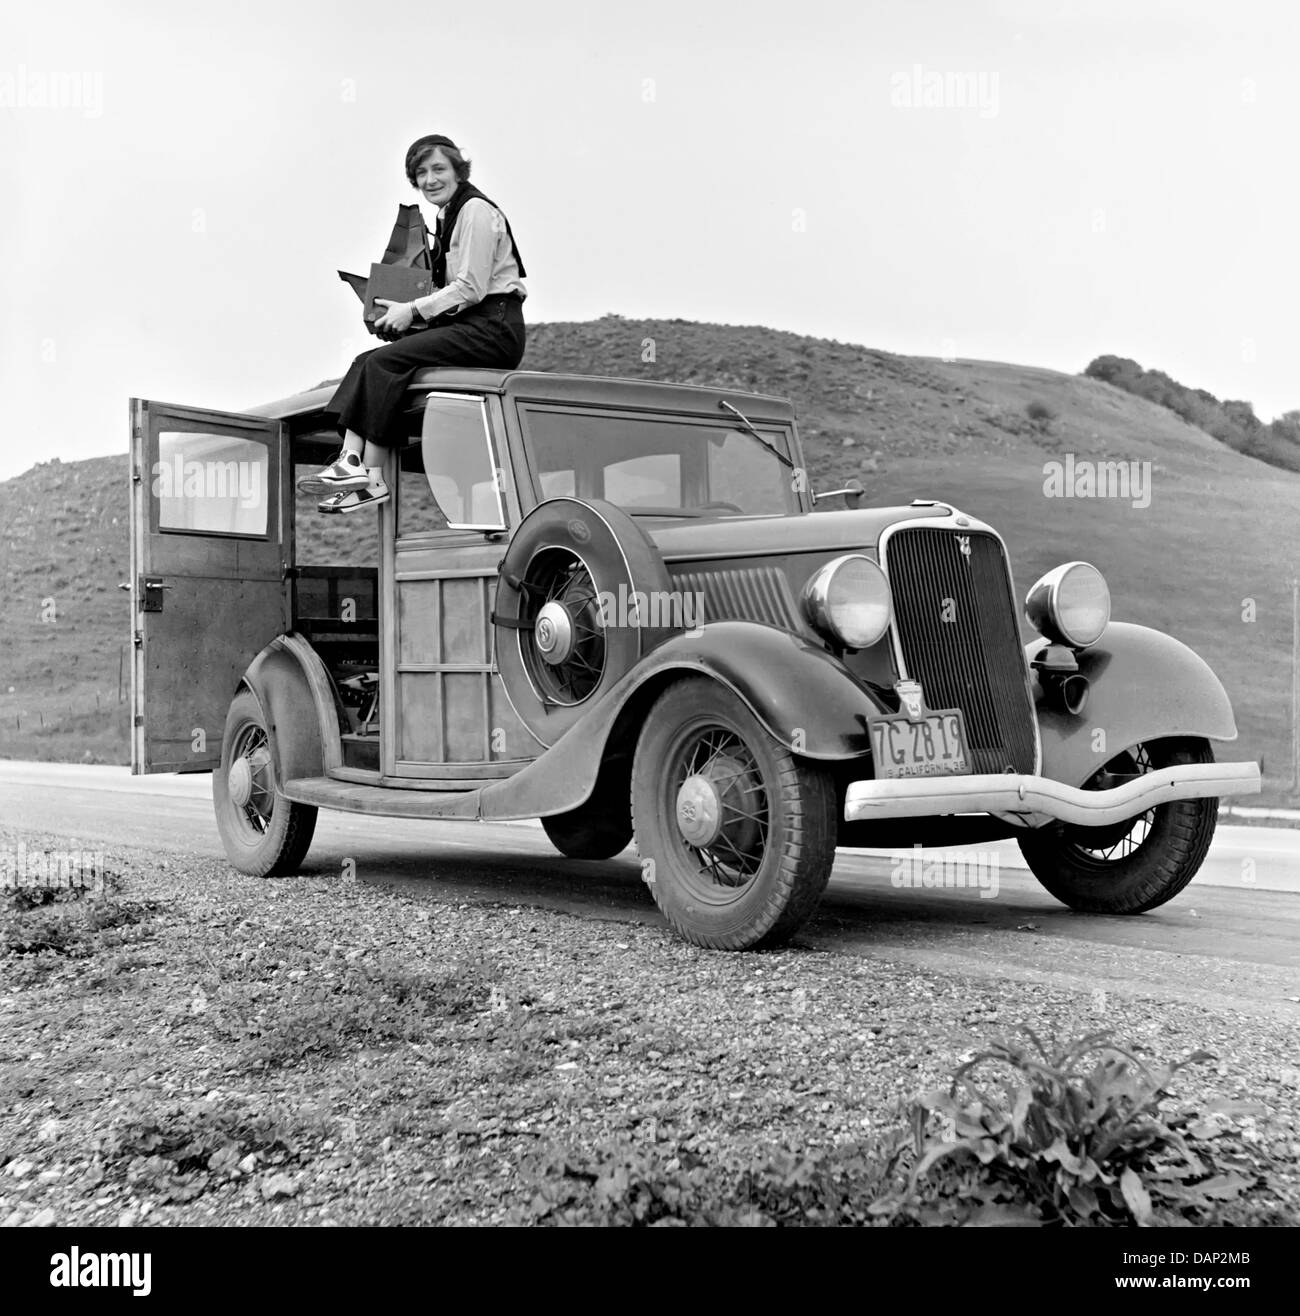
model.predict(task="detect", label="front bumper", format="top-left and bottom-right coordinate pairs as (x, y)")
top-left (843, 761), bottom-right (1261, 827)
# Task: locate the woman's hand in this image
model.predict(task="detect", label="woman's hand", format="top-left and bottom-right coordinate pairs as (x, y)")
top-left (374, 299), bottom-right (417, 336)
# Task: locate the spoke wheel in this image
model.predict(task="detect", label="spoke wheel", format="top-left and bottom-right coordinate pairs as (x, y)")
top-left (213, 690), bottom-right (318, 877)
top-left (519, 548), bottom-right (607, 706)
top-left (494, 497), bottom-right (678, 748)
top-left (1016, 737), bottom-right (1218, 914)
top-left (541, 763), bottom-right (634, 860)
top-left (631, 677), bottom-right (836, 949)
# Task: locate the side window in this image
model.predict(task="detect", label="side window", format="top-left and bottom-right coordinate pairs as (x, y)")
top-left (153, 431), bottom-right (269, 536)
top-left (521, 406), bottom-right (797, 515)
top-left (539, 468), bottom-right (576, 498)
top-left (706, 431), bottom-right (789, 514)
top-left (605, 453), bottom-right (681, 507)
top-left (412, 395), bottom-right (505, 532)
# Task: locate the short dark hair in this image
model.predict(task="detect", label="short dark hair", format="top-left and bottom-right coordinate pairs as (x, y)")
top-left (404, 134), bottom-right (472, 187)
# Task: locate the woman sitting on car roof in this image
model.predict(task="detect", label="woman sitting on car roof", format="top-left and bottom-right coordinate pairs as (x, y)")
top-left (301, 133), bottom-right (527, 514)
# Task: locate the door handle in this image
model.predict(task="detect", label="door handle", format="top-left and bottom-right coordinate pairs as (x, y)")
top-left (137, 575), bottom-right (172, 612)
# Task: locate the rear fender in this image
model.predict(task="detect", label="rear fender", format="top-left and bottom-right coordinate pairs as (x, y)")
top-left (1032, 621), bottom-right (1239, 789)
top-left (239, 633), bottom-right (342, 786)
top-left (480, 621), bottom-right (883, 820)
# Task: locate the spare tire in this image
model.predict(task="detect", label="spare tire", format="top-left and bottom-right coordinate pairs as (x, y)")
top-left (494, 497), bottom-right (678, 746)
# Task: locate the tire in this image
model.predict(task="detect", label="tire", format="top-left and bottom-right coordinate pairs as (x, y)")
top-left (213, 689), bottom-right (318, 877)
top-left (494, 498), bottom-right (678, 747)
top-left (541, 803), bottom-right (633, 860)
top-left (1016, 737), bottom-right (1218, 914)
top-left (630, 677), bottom-right (837, 950)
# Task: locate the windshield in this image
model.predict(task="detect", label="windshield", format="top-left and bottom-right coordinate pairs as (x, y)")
top-left (520, 406), bottom-right (799, 516)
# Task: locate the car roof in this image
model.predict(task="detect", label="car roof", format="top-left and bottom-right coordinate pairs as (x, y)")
top-left (244, 368), bottom-right (796, 425)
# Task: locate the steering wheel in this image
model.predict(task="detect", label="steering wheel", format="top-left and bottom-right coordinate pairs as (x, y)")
top-left (698, 500), bottom-right (745, 514)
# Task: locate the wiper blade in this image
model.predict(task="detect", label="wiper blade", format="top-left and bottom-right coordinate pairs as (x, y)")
top-left (719, 400), bottom-right (796, 470)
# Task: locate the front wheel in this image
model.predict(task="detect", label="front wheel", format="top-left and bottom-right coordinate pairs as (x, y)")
top-left (631, 677), bottom-right (837, 950)
top-left (1016, 737), bottom-right (1218, 914)
top-left (213, 689), bottom-right (318, 877)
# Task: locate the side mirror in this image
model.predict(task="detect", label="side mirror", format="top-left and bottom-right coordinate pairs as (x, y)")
top-left (812, 478), bottom-right (866, 508)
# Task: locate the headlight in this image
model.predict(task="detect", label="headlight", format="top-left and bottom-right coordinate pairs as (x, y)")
top-left (802, 554), bottom-right (893, 649)
top-left (1025, 561), bottom-right (1111, 648)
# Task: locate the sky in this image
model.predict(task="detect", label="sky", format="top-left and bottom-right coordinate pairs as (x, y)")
top-left (2, 0), bottom-right (1297, 468)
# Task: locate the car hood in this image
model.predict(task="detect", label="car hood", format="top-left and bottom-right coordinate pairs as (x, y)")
top-left (646, 502), bottom-right (956, 564)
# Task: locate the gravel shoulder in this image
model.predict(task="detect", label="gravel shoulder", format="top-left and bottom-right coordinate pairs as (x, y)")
top-left (1, 822), bottom-right (1298, 1227)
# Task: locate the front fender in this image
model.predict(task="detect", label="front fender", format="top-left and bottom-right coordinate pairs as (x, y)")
top-left (240, 633), bottom-right (343, 786)
top-left (479, 621), bottom-right (884, 821)
top-left (1031, 621), bottom-right (1239, 789)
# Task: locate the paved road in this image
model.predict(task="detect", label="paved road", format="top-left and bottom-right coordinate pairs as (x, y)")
top-left (2, 761), bottom-right (1298, 1020)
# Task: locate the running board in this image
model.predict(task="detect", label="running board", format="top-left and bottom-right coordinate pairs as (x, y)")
top-left (283, 776), bottom-right (481, 819)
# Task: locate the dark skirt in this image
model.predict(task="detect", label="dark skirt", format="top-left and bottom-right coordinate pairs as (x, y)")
top-left (323, 294), bottom-right (525, 447)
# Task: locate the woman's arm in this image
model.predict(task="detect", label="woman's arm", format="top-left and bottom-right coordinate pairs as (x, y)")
top-left (413, 199), bottom-right (500, 320)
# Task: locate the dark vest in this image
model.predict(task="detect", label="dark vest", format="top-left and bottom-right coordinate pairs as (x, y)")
top-left (433, 182), bottom-right (527, 286)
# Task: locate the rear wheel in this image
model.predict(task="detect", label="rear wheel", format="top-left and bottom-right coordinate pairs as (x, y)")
top-left (213, 689), bottom-right (317, 877)
top-left (1016, 737), bottom-right (1217, 914)
top-left (631, 678), bottom-right (837, 949)
top-left (541, 777), bottom-right (634, 860)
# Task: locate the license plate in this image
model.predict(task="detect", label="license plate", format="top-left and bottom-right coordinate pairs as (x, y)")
top-left (869, 709), bottom-right (970, 779)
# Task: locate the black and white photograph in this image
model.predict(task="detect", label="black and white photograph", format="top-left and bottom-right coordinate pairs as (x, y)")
top-left (1, 0), bottom-right (1297, 1269)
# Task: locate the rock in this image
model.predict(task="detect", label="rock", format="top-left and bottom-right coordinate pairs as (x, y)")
top-left (260, 1173), bottom-right (300, 1201)
top-left (238, 1153), bottom-right (258, 1175)
top-left (25, 1207), bottom-right (56, 1227)
top-left (7, 1160), bottom-right (35, 1178)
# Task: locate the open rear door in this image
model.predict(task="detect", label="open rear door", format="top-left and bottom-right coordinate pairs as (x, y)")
top-left (129, 399), bottom-right (291, 773)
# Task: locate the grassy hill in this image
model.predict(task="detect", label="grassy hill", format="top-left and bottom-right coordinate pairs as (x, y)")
top-left (2, 316), bottom-right (1295, 805)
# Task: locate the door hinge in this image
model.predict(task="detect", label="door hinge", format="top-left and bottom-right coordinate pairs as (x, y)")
top-left (133, 715), bottom-right (144, 727)
top-left (133, 630), bottom-right (143, 648)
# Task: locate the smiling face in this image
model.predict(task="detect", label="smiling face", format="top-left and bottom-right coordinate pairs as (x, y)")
top-left (415, 147), bottom-right (460, 208)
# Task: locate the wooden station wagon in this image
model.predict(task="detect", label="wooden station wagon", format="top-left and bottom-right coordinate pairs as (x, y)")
top-left (127, 370), bottom-right (1260, 948)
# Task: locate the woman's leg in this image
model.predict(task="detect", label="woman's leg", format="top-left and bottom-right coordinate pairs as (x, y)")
top-left (313, 300), bottom-right (526, 512)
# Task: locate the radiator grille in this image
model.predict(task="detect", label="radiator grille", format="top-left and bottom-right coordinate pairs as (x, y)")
top-left (883, 527), bottom-right (1037, 775)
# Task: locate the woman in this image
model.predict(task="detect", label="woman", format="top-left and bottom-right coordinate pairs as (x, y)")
top-left (303, 133), bottom-right (527, 513)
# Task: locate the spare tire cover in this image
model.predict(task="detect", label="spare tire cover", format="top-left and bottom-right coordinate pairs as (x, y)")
top-left (494, 497), bottom-right (678, 746)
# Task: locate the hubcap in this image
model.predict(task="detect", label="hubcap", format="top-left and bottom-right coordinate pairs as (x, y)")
top-left (534, 600), bottom-right (575, 666)
top-left (676, 773), bottom-right (723, 846)
top-left (670, 732), bottom-right (769, 892)
top-left (227, 729), bottom-right (274, 834)
top-left (228, 755), bottom-right (253, 807)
